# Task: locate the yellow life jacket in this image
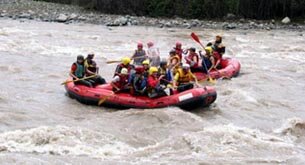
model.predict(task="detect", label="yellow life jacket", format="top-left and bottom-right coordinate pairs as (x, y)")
top-left (84, 59), bottom-right (97, 73)
top-left (170, 55), bottom-right (180, 64)
top-left (176, 68), bottom-right (195, 84)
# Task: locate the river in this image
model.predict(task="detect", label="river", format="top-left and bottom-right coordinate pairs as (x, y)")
top-left (0, 18), bottom-right (305, 164)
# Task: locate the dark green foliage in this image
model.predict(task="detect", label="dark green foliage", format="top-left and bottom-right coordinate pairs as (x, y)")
top-left (34, 0), bottom-right (305, 19)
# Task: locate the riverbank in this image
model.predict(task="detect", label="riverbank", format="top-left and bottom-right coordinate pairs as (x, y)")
top-left (1, 0), bottom-right (305, 31)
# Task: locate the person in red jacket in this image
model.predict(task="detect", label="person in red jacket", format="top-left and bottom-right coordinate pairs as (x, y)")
top-left (210, 35), bottom-right (225, 69)
top-left (184, 47), bottom-right (202, 72)
top-left (147, 67), bottom-right (167, 98)
top-left (174, 42), bottom-right (183, 60)
top-left (114, 57), bottom-right (134, 77)
top-left (111, 68), bottom-right (130, 93)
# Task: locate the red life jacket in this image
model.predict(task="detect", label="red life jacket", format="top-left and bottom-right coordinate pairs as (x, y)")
top-left (114, 63), bottom-right (134, 77)
top-left (175, 48), bottom-right (183, 60)
top-left (213, 52), bottom-right (222, 63)
top-left (147, 75), bottom-right (159, 89)
top-left (186, 52), bottom-right (199, 68)
top-left (114, 75), bottom-right (128, 89)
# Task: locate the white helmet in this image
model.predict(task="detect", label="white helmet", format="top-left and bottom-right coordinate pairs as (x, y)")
top-left (182, 63), bottom-right (190, 69)
top-left (120, 68), bottom-right (128, 75)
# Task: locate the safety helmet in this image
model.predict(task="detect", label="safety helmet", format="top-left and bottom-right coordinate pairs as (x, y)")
top-left (142, 59), bottom-right (150, 65)
top-left (160, 61), bottom-right (167, 67)
top-left (149, 67), bottom-right (158, 75)
top-left (135, 66), bottom-right (144, 74)
top-left (182, 63), bottom-right (190, 70)
top-left (121, 57), bottom-right (131, 65)
top-left (77, 55), bottom-right (84, 60)
top-left (147, 41), bottom-right (154, 47)
top-left (189, 47), bottom-right (196, 52)
top-left (137, 42), bottom-right (143, 48)
top-left (176, 42), bottom-right (182, 47)
top-left (205, 47), bottom-right (213, 54)
top-left (169, 49), bottom-right (176, 55)
top-left (87, 53), bottom-right (94, 59)
top-left (120, 68), bottom-right (128, 75)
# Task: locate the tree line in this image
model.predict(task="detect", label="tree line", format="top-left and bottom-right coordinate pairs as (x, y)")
top-left (35, 0), bottom-right (305, 19)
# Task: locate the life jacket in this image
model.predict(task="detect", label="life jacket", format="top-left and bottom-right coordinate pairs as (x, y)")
top-left (114, 63), bottom-right (133, 77)
top-left (84, 59), bottom-right (97, 74)
top-left (147, 75), bottom-right (159, 89)
top-left (175, 48), bottom-right (183, 60)
top-left (114, 75), bottom-right (128, 89)
top-left (186, 52), bottom-right (199, 68)
top-left (213, 52), bottom-right (222, 63)
top-left (158, 67), bottom-right (172, 84)
top-left (132, 75), bottom-right (146, 91)
top-left (176, 68), bottom-right (195, 84)
top-left (158, 67), bottom-right (166, 75)
top-left (170, 55), bottom-right (180, 65)
top-left (202, 56), bottom-right (212, 69)
top-left (213, 42), bottom-right (225, 54)
top-left (74, 62), bottom-right (85, 78)
top-left (133, 50), bottom-right (146, 65)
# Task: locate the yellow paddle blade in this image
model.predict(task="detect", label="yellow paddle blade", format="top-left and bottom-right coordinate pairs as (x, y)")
top-left (98, 92), bottom-right (114, 105)
top-left (98, 97), bottom-right (107, 105)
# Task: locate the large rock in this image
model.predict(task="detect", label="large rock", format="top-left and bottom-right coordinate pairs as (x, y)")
top-left (56, 14), bottom-right (69, 22)
top-left (114, 16), bottom-right (128, 26)
top-left (165, 22), bottom-right (172, 27)
top-left (223, 23), bottom-right (237, 29)
top-left (225, 13), bottom-right (236, 20)
top-left (281, 17), bottom-right (290, 24)
top-left (69, 13), bottom-right (78, 20)
top-left (107, 16), bottom-right (128, 26)
top-left (18, 13), bottom-right (31, 19)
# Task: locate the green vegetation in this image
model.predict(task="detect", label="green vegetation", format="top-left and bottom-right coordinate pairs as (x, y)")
top-left (35, 0), bottom-right (305, 19)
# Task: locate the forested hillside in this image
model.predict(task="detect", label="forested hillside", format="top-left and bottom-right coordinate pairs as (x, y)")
top-left (35, 0), bottom-right (305, 19)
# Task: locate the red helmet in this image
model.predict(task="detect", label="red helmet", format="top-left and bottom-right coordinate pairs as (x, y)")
top-left (176, 42), bottom-right (182, 47)
top-left (135, 66), bottom-right (144, 74)
top-left (147, 41), bottom-right (154, 47)
top-left (137, 42), bottom-right (143, 48)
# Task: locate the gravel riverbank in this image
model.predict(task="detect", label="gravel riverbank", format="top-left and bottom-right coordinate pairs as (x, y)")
top-left (1, 0), bottom-right (305, 31)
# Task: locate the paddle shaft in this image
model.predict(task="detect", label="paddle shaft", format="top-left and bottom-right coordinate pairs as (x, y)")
top-left (61, 74), bottom-right (96, 85)
top-left (190, 32), bottom-right (216, 83)
top-left (107, 55), bottom-right (148, 64)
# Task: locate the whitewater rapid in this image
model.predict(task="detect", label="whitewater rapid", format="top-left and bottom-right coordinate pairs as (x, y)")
top-left (0, 18), bottom-right (305, 164)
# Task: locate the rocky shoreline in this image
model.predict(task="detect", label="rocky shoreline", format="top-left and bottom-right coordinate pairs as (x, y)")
top-left (1, 0), bottom-right (305, 31)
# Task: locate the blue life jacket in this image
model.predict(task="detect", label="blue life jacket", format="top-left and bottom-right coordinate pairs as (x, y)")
top-left (74, 62), bottom-right (85, 78)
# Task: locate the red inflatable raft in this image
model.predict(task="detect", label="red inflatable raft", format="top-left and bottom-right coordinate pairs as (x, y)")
top-left (194, 57), bottom-right (241, 81)
top-left (65, 81), bottom-right (217, 110)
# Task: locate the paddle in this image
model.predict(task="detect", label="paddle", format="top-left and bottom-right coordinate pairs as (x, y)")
top-left (106, 55), bottom-right (148, 64)
top-left (190, 32), bottom-right (216, 84)
top-left (98, 92), bottom-right (115, 105)
top-left (61, 74), bottom-right (96, 85)
top-left (106, 60), bottom-right (121, 64)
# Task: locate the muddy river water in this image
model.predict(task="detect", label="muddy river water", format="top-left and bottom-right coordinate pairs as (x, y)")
top-left (0, 19), bottom-right (305, 164)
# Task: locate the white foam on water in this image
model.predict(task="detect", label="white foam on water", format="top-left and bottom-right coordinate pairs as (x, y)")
top-left (274, 117), bottom-right (305, 137)
top-left (180, 124), bottom-right (298, 162)
top-left (0, 126), bottom-right (135, 159)
top-left (235, 36), bottom-right (249, 43)
top-left (120, 124), bottom-right (301, 164)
